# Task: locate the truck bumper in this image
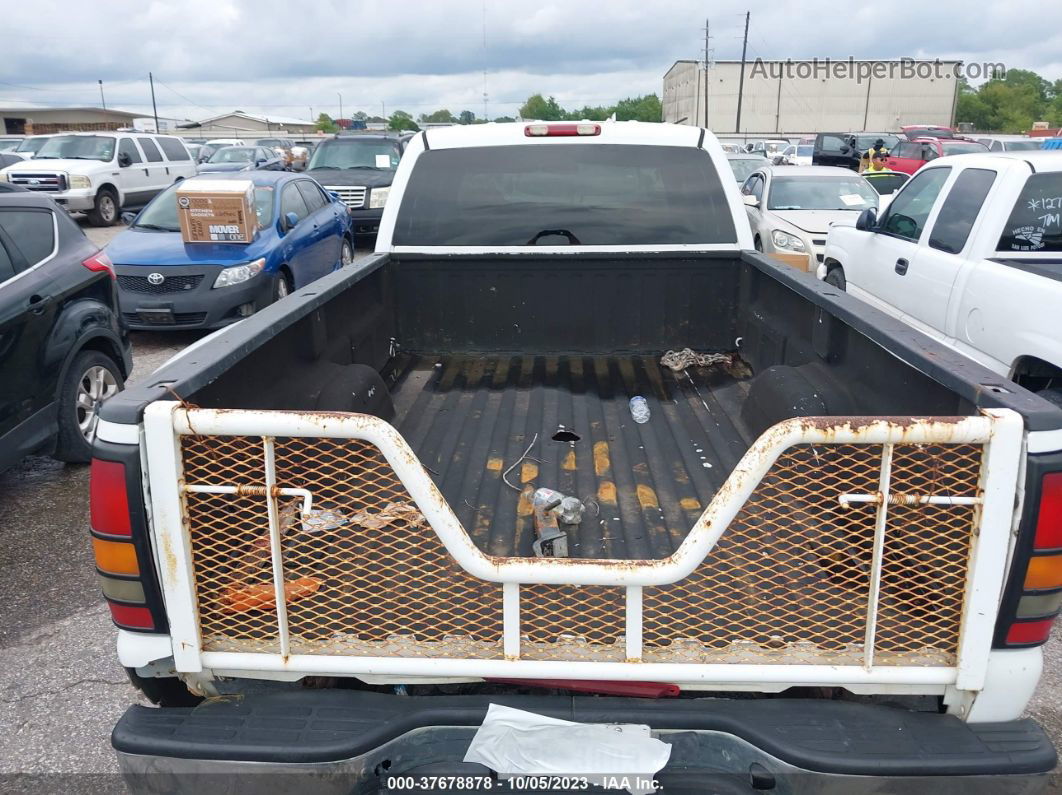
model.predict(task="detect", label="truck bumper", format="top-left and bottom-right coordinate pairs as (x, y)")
top-left (50, 189), bottom-right (96, 212)
top-left (112, 692), bottom-right (1056, 794)
top-left (348, 206), bottom-right (383, 236)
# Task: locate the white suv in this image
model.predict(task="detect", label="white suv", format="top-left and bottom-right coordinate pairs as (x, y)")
top-left (0, 132), bottom-right (197, 226)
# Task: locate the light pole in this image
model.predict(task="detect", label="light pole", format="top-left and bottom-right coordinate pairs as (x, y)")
top-left (338, 92), bottom-right (343, 121)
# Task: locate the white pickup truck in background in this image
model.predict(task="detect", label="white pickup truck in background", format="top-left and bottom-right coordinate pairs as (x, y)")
top-left (820, 152), bottom-right (1062, 406)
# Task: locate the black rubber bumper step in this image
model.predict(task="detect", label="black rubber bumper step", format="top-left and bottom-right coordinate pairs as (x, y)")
top-left (111, 691), bottom-right (1056, 777)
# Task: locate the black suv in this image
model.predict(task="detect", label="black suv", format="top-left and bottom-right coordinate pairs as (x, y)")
top-left (812, 132), bottom-right (900, 170)
top-left (303, 132), bottom-right (409, 235)
top-left (0, 192), bottom-right (131, 470)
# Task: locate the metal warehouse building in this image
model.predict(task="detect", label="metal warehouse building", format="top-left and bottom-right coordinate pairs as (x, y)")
top-left (0, 106), bottom-right (141, 135)
top-left (663, 59), bottom-right (962, 135)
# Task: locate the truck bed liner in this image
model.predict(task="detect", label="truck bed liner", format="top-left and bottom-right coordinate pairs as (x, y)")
top-left (390, 353), bottom-right (754, 560)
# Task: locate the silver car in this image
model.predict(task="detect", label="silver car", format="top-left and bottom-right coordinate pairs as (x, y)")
top-left (740, 165), bottom-right (879, 272)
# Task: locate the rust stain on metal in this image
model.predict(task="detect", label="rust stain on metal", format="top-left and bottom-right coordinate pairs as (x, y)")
top-left (562, 450), bottom-right (577, 471)
top-left (597, 481), bottom-right (617, 505)
top-left (593, 442), bottom-right (611, 475)
top-left (679, 497), bottom-right (702, 511)
top-left (520, 461), bottom-right (539, 484)
top-left (517, 485), bottom-right (534, 517)
top-left (486, 457), bottom-right (504, 472)
top-left (636, 484), bottom-right (659, 510)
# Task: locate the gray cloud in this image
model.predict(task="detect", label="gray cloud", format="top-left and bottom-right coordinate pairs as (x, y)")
top-left (1, 0), bottom-right (1059, 121)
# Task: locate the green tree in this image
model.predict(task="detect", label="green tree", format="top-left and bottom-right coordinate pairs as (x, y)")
top-left (366, 115), bottom-right (387, 123)
top-left (493, 115), bottom-right (516, 123)
top-left (419, 109), bottom-right (457, 124)
top-left (613, 94), bottom-right (662, 122)
top-left (567, 105), bottom-right (610, 121)
top-left (458, 110), bottom-right (477, 124)
top-left (352, 111), bottom-right (368, 121)
top-left (314, 112), bottom-right (338, 133)
top-left (519, 94), bottom-right (565, 120)
top-left (388, 111), bottom-right (420, 132)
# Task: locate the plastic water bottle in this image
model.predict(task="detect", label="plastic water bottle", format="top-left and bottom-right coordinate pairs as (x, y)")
top-left (629, 396), bottom-right (650, 424)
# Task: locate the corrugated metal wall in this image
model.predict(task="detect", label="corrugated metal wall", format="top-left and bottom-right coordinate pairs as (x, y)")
top-left (663, 60), bottom-right (959, 134)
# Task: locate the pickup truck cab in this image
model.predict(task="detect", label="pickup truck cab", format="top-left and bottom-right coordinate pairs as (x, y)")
top-left (94, 123), bottom-right (1060, 792)
top-left (820, 152), bottom-right (1062, 406)
top-left (0, 132), bottom-right (197, 225)
top-left (886, 137), bottom-right (989, 175)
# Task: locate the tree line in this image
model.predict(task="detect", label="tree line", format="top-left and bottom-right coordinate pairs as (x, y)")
top-left (956, 69), bottom-right (1062, 133)
top-left (314, 93), bottom-right (662, 133)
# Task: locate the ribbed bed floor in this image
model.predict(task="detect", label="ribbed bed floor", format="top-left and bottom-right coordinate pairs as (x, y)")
top-left (390, 354), bottom-right (754, 560)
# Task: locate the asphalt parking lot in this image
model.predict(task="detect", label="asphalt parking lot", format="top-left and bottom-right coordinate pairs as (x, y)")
top-left (0, 220), bottom-right (1059, 790)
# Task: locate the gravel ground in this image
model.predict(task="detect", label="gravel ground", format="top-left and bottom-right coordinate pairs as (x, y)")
top-left (0, 220), bottom-right (1058, 791)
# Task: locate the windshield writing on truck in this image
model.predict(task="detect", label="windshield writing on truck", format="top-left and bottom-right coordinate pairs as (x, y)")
top-left (998, 173), bottom-right (1062, 253)
top-left (393, 144), bottom-right (737, 246)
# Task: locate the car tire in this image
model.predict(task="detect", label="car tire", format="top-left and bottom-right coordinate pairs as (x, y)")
top-left (272, 270), bottom-right (293, 304)
top-left (340, 238), bottom-right (354, 267)
top-left (125, 668), bottom-right (202, 708)
top-left (87, 187), bottom-right (119, 227)
top-left (825, 267), bottom-right (846, 290)
top-left (54, 350), bottom-right (125, 463)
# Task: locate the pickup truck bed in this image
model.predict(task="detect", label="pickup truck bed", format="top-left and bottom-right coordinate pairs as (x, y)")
top-left (392, 352), bottom-right (752, 559)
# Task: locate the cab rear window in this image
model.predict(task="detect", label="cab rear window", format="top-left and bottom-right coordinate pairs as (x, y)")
top-left (997, 173), bottom-right (1062, 252)
top-left (393, 144), bottom-right (737, 246)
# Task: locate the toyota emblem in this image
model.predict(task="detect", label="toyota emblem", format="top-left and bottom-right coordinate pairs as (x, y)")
top-left (147, 272), bottom-right (165, 286)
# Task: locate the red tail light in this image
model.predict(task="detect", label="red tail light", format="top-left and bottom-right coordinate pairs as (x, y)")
top-left (107, 603), bottom-right (155, 630)
top-left (90, 459), bottom-right (131, 537)
top-left (525, 123), bottom-right (601, 137)
top-left (1034, 472), bottom-right (1062, 550)
top-left (82, 251), bottom-right (115, 280)
top-left (1006, 618), bottom-right (1054, 645)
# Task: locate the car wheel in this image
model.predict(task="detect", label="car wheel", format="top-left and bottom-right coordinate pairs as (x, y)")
top-left (272, 271), bottom-right (292, 303)
top-left (340, 238), bottom-right (354, 267)
top-left (87, 188), bottom-right (119, 227)
top-left (824, 267), bottom-right (847, 291)
top-left (55, 350), bottom-right (124, 462)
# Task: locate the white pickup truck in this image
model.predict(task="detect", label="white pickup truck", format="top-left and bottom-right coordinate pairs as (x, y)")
top-left (819, 152), bottom-right (1062, 406)
top-left (92, 123), bottom-right (1061, 792)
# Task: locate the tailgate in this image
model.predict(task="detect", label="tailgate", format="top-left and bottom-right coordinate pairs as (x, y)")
top-left (142, 402), bottom-right (1023, 691)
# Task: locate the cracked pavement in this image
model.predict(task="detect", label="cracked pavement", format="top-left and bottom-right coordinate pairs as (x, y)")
top-left (1, 222), bottom-right (1059, 788)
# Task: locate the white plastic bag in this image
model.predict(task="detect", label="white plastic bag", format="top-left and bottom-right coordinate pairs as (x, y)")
top-left (463, 703), bottom-right (671, 794)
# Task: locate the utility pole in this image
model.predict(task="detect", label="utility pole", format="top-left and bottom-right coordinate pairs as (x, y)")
top-left (98, 79), bottom-right (106, 110)
top-left (148, 72), bottom-right (159, 133)
top-left (734, 11), bottom-right (750, 134)
top-left (703, 18), bottom-right (711, 128)
top-left (338, 92), bottom-right (343, 120)
top-left (381, 101), bottom-right (386, 120)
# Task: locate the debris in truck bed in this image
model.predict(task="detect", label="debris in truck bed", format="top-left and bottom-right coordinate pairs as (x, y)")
top-left (221, 576), bottom-right (321, 613)
top-left (502, 432), bottom-right (540, 492)
top-left (530, 487), bottom-right (587, 557)
top-left (349, 502), bottom-right (425, 531)
top-left (660, 348), bottom-right (735, 372)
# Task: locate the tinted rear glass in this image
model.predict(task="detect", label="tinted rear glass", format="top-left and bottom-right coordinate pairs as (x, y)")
top-left (393, 144), bottom-right (737, 246)
top-left (942, 141), bottom-right (988, 155)
top-left (998, 173), bottom-right (1062, 252)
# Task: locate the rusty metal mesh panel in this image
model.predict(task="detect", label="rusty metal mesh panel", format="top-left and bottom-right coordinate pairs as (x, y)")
top-left (873, 444), bottom-right (982, 664)
top-left (182, 435), bottom-right (280, 653)
top-left (642, 443), bottom-right (980, 665)
top-left (182, 434), bottom-right (503, 658)
top-left (519, 584), bottom-right (626, 661)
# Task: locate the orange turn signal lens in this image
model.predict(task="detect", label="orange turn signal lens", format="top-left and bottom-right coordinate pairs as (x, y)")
top-left (92, 537), bottom-right (140, 576)
top-left (1024, 554), bottom-right (1062, 591)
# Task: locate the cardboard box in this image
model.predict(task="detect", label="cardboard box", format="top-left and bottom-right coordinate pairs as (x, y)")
top-left (176, 179), bottom-right (257, 244)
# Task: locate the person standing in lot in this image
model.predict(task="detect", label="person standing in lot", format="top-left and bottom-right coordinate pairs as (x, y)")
top-left (858, 138), bottom-right (889, 173)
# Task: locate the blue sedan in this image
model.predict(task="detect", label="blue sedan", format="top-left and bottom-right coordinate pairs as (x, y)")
top-left (106, 171), bottom-right (354, 330)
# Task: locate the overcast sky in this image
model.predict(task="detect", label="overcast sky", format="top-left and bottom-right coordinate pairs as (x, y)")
top-left (2, 0), bottom-right (1060, 122)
